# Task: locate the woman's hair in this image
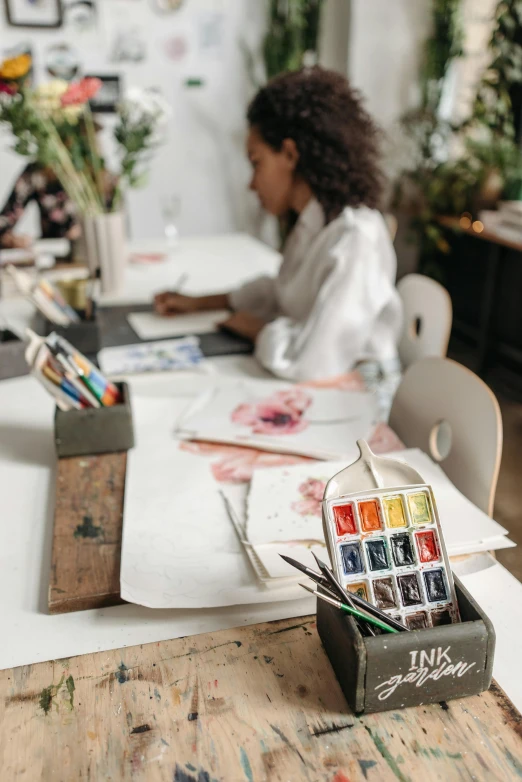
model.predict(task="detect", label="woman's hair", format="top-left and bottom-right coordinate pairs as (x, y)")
top-left (247, 67), bottom-right (384, 222)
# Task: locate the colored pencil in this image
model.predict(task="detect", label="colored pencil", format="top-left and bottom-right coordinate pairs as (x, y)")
top-left (47, 343), bottom-right (100, 408)
top-left (300, 584), bottom-right (399, 634)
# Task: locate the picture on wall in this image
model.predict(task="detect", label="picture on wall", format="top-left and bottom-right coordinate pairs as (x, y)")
top-left (4, 0), bottom-right (63, 28)
top-left (110, 27), bottom-right (147, 64)
top-left (45, 43), bottom-right (81, 81)
top-left (85, 74), bottom-right (121, 113)
top-left (63, 0), bottom-right (97, 33)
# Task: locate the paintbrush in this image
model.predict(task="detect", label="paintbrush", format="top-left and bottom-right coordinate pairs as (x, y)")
top-left (280, 554), bottom-right (380, 636)
top-left (311, 552), bottom-right (409, 633)
top-left (300, 584), bottom-right (399, 634)
top-left (279, 554), bottom-right (330, 588)
top-left (279, 553), bottom-right (377, 636)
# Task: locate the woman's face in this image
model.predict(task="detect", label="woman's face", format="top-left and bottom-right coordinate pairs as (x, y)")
top-left (247, 126), bottom-right (298, 216)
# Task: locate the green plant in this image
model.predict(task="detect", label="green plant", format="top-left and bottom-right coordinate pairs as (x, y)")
top-left (470, 0), bottom-right (522, 139)
top-left (395, 0), bottom-right (522, 272)
top-left (421, 0), bottom-right (464, 109)
top-left (263, 0), bottom-right (324, 80)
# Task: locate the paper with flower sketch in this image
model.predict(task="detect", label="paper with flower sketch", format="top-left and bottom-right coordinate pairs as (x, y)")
top-left (245, 459), bottom-right (347, 579)
top-left (120, 390), bottom-right (307, 608)
top-left (176, 379), bottom-right (377, 460)
top-left (244, 450), bottom-right (513, 580)
top-left (246, 460), bottom-right (348, 546)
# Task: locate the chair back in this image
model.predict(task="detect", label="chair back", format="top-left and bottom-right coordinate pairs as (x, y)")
top-left (397, 273), bottom-right (452, 368)
top-left (389, 357), bottom-right (502, 515)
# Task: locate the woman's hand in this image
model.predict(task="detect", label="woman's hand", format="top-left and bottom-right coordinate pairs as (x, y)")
top-left (218, 311), bottom-right (265, 342)
top-left (154, 292), bottom-right (200, 316)
top-left (1, 232), bottom-right (32, 250)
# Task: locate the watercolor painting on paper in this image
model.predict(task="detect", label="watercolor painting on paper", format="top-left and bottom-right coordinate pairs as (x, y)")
top-left (177, 379), bottom-right (377, 460)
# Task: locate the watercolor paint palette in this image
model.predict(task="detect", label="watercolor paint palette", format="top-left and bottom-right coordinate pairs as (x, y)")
top-left (324, 484), bottom-right (460, 628)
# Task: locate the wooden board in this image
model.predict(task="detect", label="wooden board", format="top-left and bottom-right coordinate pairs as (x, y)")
top-left (438, 214), bottom-right (522, 253)
top-left (1, 616), bottom-right (521, 781)
top-left (49, 452), bottom-right (127, 613)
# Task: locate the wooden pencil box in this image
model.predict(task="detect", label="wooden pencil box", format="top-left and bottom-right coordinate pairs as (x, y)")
top-left (34, 311), bottom-right (101, 357)
top-left (317, 575), bottom-right (495, 714)
top-left (54, 381), bottom-right (134, 458)
top-left (0, 330), bottom-right (30, 381)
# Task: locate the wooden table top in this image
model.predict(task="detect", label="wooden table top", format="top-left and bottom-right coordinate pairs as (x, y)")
top-left (13, 390), bottom-right (522, 780)
top-left (2, 615), bottom-right (521, 781)
top-left (438, 215), bottom-right (522, 253)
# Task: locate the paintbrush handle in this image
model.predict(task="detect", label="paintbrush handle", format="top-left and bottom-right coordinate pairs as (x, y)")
top-left (348, 592), bottom-right (408, 632)
top-left (335, 599), bottom-right (398, 634)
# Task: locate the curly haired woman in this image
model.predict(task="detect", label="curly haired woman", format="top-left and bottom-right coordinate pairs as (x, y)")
top-left (155, 67), bottom-right (402, 405)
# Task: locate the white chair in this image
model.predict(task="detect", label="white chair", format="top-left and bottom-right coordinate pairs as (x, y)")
top-left (389, 357), bottom-right (502, 516)
top-left (397, 273), bottom-right (453, 369)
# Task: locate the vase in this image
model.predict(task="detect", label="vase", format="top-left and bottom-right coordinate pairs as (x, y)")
top-left (81, 212), bottom-right (127, 296)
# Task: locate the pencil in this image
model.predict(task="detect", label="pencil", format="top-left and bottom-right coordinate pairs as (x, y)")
top-left (300, 584), bottom-right (399, 634)
top-left (172, 272), bottom-right (188, 293)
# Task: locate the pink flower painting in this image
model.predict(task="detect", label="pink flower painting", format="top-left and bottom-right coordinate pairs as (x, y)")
top-left (179, 374), bottom-right (405, 484)
top-left (291, 477), bottom-right (327, 517)
top-left (231, 388), bottom-right (312, 436)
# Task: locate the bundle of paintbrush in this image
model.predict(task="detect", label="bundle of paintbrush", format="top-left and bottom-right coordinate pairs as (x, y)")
top-left (25, 328), bottom-right (122, 411)
top-left (7, 265), bottom-right (81, 326)
top-left (280, 553), bottom-right (408, 636)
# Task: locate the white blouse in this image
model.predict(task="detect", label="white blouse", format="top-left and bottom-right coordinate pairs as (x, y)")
top-left (230, 198), bottom-right (403, 382)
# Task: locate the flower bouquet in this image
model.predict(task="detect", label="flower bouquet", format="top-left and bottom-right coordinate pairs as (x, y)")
top-left (0, 53), bottom-right (171, 290)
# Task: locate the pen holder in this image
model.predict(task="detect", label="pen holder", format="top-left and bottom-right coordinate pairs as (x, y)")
top-left (317, 575), bottom-right (495, 714)
top-left (34, 309), bottom-right (101, 357)
top-left (54, 381), bottom-right (134, 458)
top-left (0, 330), bottom-right (30, 381)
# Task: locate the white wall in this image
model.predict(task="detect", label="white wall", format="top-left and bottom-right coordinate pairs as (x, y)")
top-left (348, 0), bottom-right (432, 181)
top-left (1, 0), bottom-right (437, 242)
top-left (349, 0), bottom-right (432, 131)
top-left (0, 0), bottom-right (267, 241)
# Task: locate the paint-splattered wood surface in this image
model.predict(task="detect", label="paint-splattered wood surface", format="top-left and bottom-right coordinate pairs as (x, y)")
top-left (49, 452), bottom-right (127, 613)
top-left (2, 617), bottom-right (521, 782)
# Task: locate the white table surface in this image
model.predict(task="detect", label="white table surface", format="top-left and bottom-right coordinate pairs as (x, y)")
top-left (100, 233), bottom-right (281, 305)
top-left (1, 232), bottom-right (521, 713)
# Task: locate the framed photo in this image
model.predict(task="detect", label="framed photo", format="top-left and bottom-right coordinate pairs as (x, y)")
top-left (85, 74), bottom-right (121, 114)
top-left (5, 0), bottom-right (63, 28)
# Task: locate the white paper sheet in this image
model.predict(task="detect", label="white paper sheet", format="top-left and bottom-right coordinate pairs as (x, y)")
top-left (128, 309), bottom-right (230, 340)
top-left (98, 336), bottom-right (204, 375)
top-left (0, 374), bottom-right (315, 671)
top-left (177, 379), bottom-right (377, 460)
top-left (245, 451), bottom-right (513, 579)
top-left (457, 555), bottom-right (522, 714)
top-left (121, 391), bottom-right (307, 608)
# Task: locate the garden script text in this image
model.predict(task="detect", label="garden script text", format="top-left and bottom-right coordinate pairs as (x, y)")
top-left (374, 646), bottom-right (476, 701)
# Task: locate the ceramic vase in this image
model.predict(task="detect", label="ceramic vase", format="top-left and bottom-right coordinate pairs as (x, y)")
top-left (81, 212), bottom-right (127, 295)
